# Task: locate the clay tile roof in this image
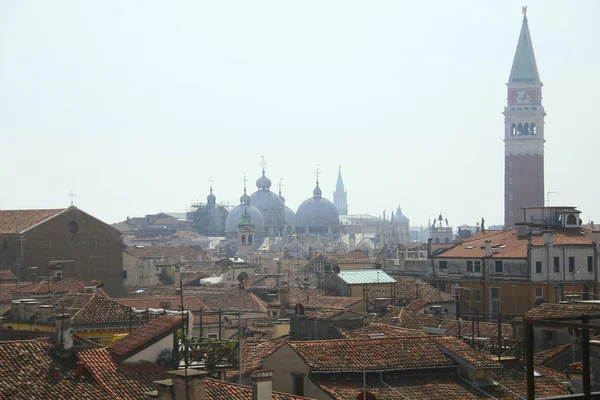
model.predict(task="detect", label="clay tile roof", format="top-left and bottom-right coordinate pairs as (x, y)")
top-left (0, 209), bottom-right (66, 234)
top-left (312, 373), bottom-right (497, 400)
top-left (78, 348), bottom-right (169, 400)
top-left (492, 363), bottom-right (569, 398)
top-left (113, 296), bottom-right (211, 312)
top-left (337, 322), bottom-right (428, 339)
top-left (405, 298), bottom-right (430, 311)
top-left (109, 314), bottom-right (182, 358)
top-left (523, 302), bottom-right (600, 320)
top-left (534, 343), bottom-right (572, 365)
top-left (0, 338), bottom-right (111, 400)
top-left (269, 288), bottom-right (362, 310)
top-left (11, 278), bottom-right (86, 295)
top-left (196, 290), bottom-right (267, 313)
top-left (289, 337), bottom-right (456, 372)
top-left (302, 308), bottom-right (362, 321)
top-left (0, 270), bottom-right (16, 281)
top-left (394, 276), bottom-right (455, 303)
top-left (384, 307), bottom-right (440, 329)
top-left (205, 378), bottom-right (311, 399)
top-left (323, 250), bottom-right (373, 264)
top-left (233, 337), bottom-right (291, 377)
top-left (432, 335), bottom-right (501, 368)
top-left (71, 293), bottom-right (136, 326)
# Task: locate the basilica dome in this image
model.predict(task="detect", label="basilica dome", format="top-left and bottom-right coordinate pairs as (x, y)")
top-left (295, 181), bottom-right (340, 236)
top-left (250, 169), bottom-right (285, 233)
top-left (394, 206), bottom-right (409, 224)
top-left (225, 188), bottom-right (265, 236)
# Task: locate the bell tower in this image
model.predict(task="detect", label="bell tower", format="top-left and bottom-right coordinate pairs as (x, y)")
top-left (333, 165), bottom-right (348, 215)
top-left (504, 7), bottom-right (545, 228)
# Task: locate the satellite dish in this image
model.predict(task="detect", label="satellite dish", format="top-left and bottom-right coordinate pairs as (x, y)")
top-left (295, 303), bottom-right (305, 316)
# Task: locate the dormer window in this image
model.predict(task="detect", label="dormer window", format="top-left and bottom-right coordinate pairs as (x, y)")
top-left (566, 214), bottom-right (577, 225)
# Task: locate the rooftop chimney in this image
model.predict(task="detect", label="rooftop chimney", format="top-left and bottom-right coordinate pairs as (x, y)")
top-left (279, 286), bottom-right (289, 318)
top-left (168, 369), bottom-right (209, 400)
top-left (593, 230), bottom-right (600, 249)
top-left (276, 260), bottom-right (282, 288)
top-left (484, 241), bottom-right (492, 258)
top-left (543, 231), bottom-right (554, 247)
top-left (251, 370), bottom-right (273, 400)
top-left (75, 361), bottom-right (84, 379)
top-left (54, 313), bottom-right (73, 356)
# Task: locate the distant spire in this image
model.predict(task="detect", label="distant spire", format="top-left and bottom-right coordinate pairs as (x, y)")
top-left (336, 165), bottom-right (344, 192)
top-left (509, 8), bottom-right (540, 83)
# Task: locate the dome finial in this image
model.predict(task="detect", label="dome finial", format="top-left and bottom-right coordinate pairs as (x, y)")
top-left (240, 173), bottom-right (251, 205)
top-left (256, 157), bottom-right (272, 190)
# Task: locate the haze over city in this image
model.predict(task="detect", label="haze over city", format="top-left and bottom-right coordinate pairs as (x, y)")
top-left (1, 1), bottom-right (598, 226)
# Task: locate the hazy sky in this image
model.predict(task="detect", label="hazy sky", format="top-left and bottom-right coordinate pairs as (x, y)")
top-left (1, 1), bottom-right (598, 227)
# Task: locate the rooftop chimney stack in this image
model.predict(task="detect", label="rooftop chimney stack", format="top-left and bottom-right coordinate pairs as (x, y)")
top-left (593, 230), bottom-right (600, 249)
top-left (54, 313), bottom-right (73, 356)
top-left (543, 231), bottom-right (554, 247)
top-left (168, 369), bottom-right (209, 400)
top-left (251, 370), bottom-right (273, 400)
top-left (484, 241), bottom-right (492, 258)
top-left (279, 286), bottom-right (289, 318)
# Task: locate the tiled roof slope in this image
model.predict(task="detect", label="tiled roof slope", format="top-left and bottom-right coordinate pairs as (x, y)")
top-left (78, 348), bottom-right (169, 400)
top-left (196, 290), bottom-right (267, 313)
top-left (0, 339), bottom-right (111, 400)
top-left (289, 337), bottom-right (456, 372)
top-left (268, 288), bottom-right (362, 310)
top-left (0, 209), bottom-right (66, 234)
top-left (113, 296), bottom-right (211, 312)
top-left (523, 302), bottom-right (600, 320)
top-left (492, 363), bottom-right (568, 398)
top-left (109, 314), bottom-right (182, 358)
top-left (534, 343), bottom-right (572, 365)
top-left (0, 270), bottom-right (16, 281)
top-left (11, 278), bottom-right (86, 295)
top-left (432, 335), bottom-right (501, 368)
top-left (394, 276), bottom-right (454, 303)
top-left (323, 250), bottom-right (372, 264)
top-left (71, 293), bottom-right (136, 326)
top-left (435, 228), bottom-right (596, 259)
top-left (337, 322), bottom-right (427, 339)
top-left (205, 378), bottom-right (310, 400)
top-left (313, 373), bottom-right (498, 400)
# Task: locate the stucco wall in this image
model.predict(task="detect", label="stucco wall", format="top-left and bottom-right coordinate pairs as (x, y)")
top-left (124, 333), bottom-right (174, 363)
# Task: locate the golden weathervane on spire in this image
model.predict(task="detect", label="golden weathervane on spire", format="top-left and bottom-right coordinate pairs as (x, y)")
top-left (522, 5), bottom-right (528, 17)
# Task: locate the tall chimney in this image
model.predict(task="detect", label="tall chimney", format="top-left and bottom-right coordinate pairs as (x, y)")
top-left (276, 260), bottom-right (282, 288)
top-left (593, 230), bottom-right (600, 248)
top-left (54, 313), bottom-right (73, 355)
top-left (427, 238), bottom-right (432, 258)
top-left (251, 370), bottom-right (273, 400)
top-left (168, 369), bottom-right (209, 400)
top-left (484, 240), bottom-right (492, 258)
top-left (279, 286), bottom-right (289, 318)
top-left (543, 231), bottom-right (553, 247)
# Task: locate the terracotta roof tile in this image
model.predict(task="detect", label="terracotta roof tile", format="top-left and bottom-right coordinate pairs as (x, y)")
top-left (0, 338), bottom-right (111, 399)
top-left (71, 293), bottom-right (136, 326)
top-left (435, 228), bottom-right (596, 259)
top-left (0, 209), bottom-right (66, 234)
top-left (323, 249), bottom-right (373, 265)
top-left (113, 296), bottom-right (211, 312)
top-left (233, 337), bottom-right (290, 377)
top-left (523, 302), bottom-right (600, 320)
top-left (78, 348), bottom-right (169, 400)
top-left (11, 278), bottom-right (86, 295)
top-left (205, 377), bottom-right (310, 399)
top-left (109, 314), bottom-right (182, 358)
top-left (196, 289), bottom-right (267, 313)
top-left (432, 335), bottom-right (501, 368)
top-left (492, 363), bottom-right (569, 398)
top-left (268, 288), bottom-right (362, 310)
top-left (534, 343), bottom-right (572, 365)
top-left (313, 373), bottom-right (496, 400)
top-left (290, 337), bottom-right (456, 372)
top-left (0, 270), bottom-right (16, 281)
top-left (394, 276), bottom-right (455, 304)
top-left (337, 322), bottom-right (427, 339)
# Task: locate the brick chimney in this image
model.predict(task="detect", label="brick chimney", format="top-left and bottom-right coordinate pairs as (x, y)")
top-left (278, 286), bottom-right (289, 318)
top-left (484, 241), bottom-right (492, 258)
top-left (251, 370), bottom-right (273, 400)
top-left (592, 230), bottom-right (600, 248)
top-left (168, 369), bottom-right (209, 400)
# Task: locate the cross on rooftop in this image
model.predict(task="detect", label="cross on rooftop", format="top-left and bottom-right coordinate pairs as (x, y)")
top-left (314, 164), bottom-right (320, 181)
top-left (68, 190), bottom-right (77, 206)
top-left (260, 156), bottom-right (267, 171)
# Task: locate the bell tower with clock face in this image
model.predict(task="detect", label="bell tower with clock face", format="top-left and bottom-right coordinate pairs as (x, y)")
top-left (504, 8), bottom-right (545, 228)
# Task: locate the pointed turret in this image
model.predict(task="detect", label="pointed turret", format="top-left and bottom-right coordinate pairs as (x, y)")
top-left (509, 10), bottom-right (540, 83)
top-left (333, 165), bottom-right (348, 215)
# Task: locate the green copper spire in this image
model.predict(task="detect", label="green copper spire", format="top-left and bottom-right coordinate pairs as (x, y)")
top-left (238, 209), bottom-right (254, 227)
top-left (509, 10), bottom-right (540, 83)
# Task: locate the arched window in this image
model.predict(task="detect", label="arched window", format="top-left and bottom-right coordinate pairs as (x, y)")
top-left (530, 123), bottom-right (536, 135)
top-left (517, 123), bottom-right (523, 135)
top-left (445, 237), bottom-right (450, 243)
top-left (524, 123), bottom-right (530, 136)
top-left (435, 238), bottom-right (440, 244)
top-left (511, 123), bottom-right (517, 136)
top-left (566, 214), bottom-right (577, 225)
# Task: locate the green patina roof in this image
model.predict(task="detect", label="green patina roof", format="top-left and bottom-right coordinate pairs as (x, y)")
top-left (509, 16), bottom-right (540, 83)
top-left (238, 209), bottom-right (254, 227)
top-left (337, 269), bottom-right (396, 285)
